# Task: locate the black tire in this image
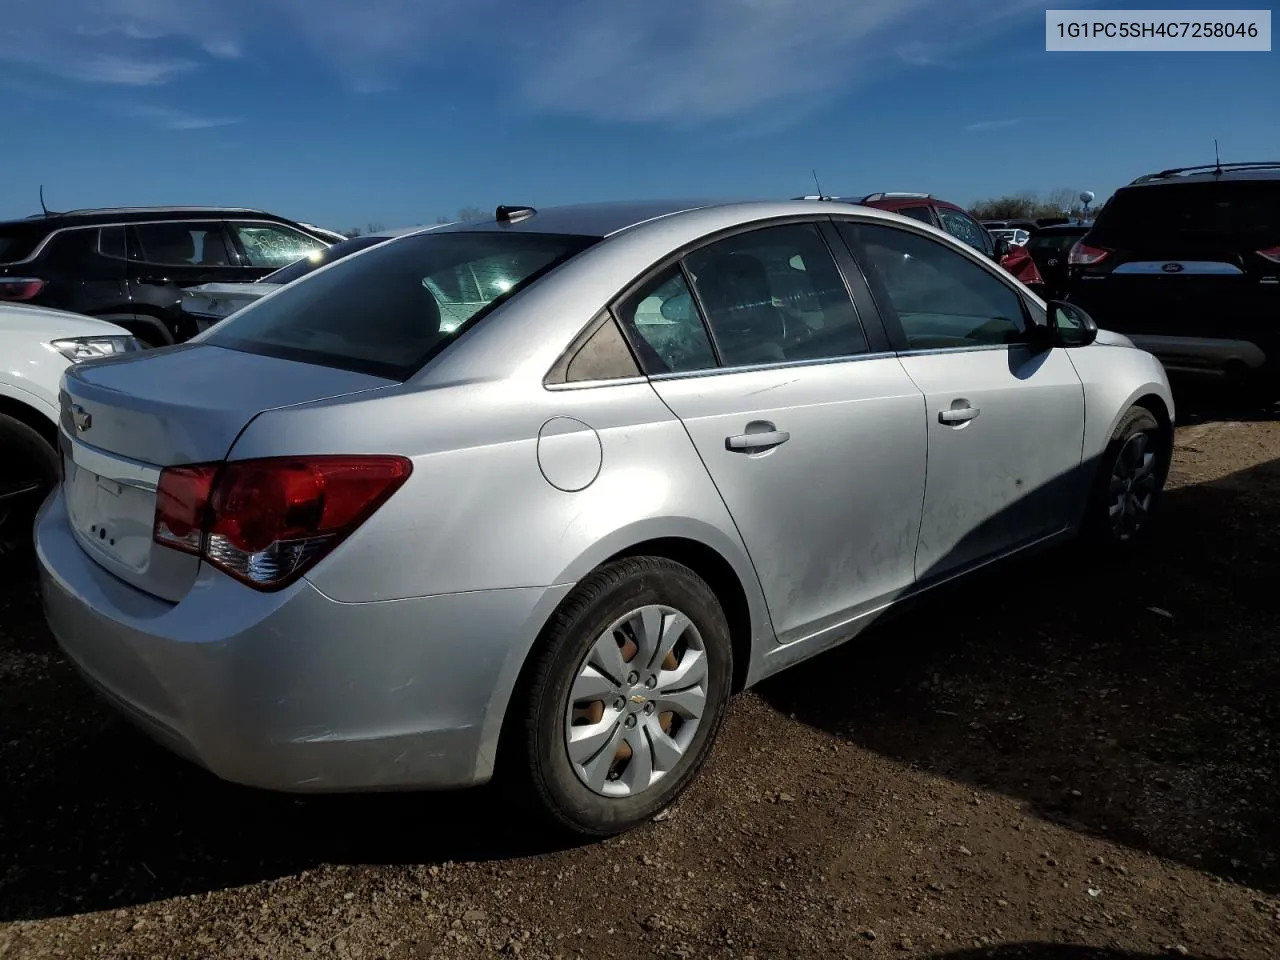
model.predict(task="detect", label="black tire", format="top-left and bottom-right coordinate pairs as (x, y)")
top-left (503, 556), bottom-right (733, 837)
top-left (1082, 404), bottom-right (1169, 546)
top-left (0, 413), bottom-right (59, 552)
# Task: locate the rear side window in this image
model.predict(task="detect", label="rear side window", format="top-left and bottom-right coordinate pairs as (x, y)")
top-left (204, 231), bottom-right (597, 379)
top-left (1091, 181), bottom-right (1280, 246)
top-left (1027, 231), bottom-right (1086, 256)
top-left (0, 227), bottom-right (41, 263)
top-left (134, 221), bottom-right (234, 266)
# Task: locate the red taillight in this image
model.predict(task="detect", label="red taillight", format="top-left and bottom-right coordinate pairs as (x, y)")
top-left (1068, 242), bottom-right (1111, 267)
top-left (153, 455), bottom-right (412, 590)
top-left (1258, 246), bottom-right (1280, 264)
top-left (0, 277), bottom-right (47, 301)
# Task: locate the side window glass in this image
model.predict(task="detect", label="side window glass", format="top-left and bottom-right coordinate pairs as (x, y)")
top-left (841, 222), bottom-right (1028, 350)
top-left (98, 226), bottom-right (127, 260)
top-left (229, 222), bottom-right (325, 268)
top-left (895, 206), bottom-right (935, 225)
top-left (616, 268), bottom-right (717, 375)
top-left (561, 313), bottom-right (641, 383)
top-left (133, 222), bottom-right (233, 266)
top-left (937, 208), bottom-right (991, 255)
top-left (684, 223), bottom-right (867, 367)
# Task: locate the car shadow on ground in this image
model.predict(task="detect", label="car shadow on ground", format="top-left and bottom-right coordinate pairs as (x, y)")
top-left (0, 549), bottom-right (587, 922)
top-left (916, 947), bottom-right (1216, 960)
top-left (760, 448), bottom-right (1280, 897)
top-left (1, 396), bottom-right (1274, 922)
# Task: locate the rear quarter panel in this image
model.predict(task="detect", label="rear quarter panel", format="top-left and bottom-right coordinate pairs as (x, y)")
top-left (228, 376), bottom-right (772, 632)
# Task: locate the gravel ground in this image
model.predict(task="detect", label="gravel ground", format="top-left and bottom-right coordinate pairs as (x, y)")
top-left (2, 393), bottom-right (1278, 960)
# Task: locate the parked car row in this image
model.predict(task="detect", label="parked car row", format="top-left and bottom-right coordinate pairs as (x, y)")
top-left (19, 195), bottom-right (1176, 838)
top-left (1062, 161), bottom-right (1280, 389)
top-left (0, 206), bottom-right (337, 345)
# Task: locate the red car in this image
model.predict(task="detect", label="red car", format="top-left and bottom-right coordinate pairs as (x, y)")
top-left (798, 192), bottom-right (1046, 293)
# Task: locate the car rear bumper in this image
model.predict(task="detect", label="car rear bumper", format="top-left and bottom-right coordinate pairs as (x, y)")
top-left (35, 488), bottom-right (569, 792)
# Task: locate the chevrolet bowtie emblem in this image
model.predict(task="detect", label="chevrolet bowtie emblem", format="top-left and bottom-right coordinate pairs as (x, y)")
top-left (629, 694), bottom-right (647, 704)
top-left (71, 404), bottom-right (92, 432)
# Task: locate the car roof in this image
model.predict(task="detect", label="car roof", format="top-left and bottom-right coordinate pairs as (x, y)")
top-left (1126, 163), bottom-right (1280, 187)
top-left (428, 200), bottom-right (732, 238)
top-left (0, 206), bottom-right (299, 232)
top-left (1032, 223), bottom-right (1090, 234)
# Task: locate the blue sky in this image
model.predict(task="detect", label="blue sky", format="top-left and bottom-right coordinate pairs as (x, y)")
top-left (1, 0), bottom-right (1276, 230)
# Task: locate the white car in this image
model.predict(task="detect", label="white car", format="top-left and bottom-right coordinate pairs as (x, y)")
top-left (0, 304), bottom-right (139, 546)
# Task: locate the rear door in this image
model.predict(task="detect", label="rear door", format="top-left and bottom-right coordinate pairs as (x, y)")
top-left (126, 220), bottom-right (246, 342)
top-left (836, 218), bottom-right (1085, 584)
top-left (619, 220), bottom-right (929, 645)
top-left (1068, 180), bottom-right (1280, 367)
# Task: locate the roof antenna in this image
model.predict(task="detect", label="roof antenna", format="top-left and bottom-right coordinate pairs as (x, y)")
top-left (39, 184), bottom-right (51, 217)
top-left (1213, 138), bottom-right (1223, 176)
top-left (811, 168), bottom-right (827, 200)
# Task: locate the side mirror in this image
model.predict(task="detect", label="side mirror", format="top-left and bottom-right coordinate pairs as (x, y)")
top-left (991, 235), bottom-right (1011, 260)
top-left (1046, 299), bottom-right (1098, 348)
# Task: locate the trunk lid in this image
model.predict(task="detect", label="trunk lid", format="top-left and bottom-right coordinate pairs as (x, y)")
top-left (59, 343), bottom-right (396, 601)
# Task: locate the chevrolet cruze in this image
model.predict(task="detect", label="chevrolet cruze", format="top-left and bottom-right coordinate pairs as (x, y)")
top-left (36, 200), bottom-right (1174, 835)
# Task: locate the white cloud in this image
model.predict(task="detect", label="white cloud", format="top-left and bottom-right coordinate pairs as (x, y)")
top-left (0, 0), bottom-right (1067, 123)
top-left (964, 118), bottom-right (1022, 132)
top-left (125, 105), bottom-right (240, 130)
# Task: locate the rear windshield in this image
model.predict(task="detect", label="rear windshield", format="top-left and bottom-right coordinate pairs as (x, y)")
top-left (204, 230), bottom-right (598, 379)
top-left (1027, 230), bottom-right (1087, 255)
top-left (261, 234), bottom-right (389, 285)
top-left (1090, 181), bottom-right (1280, 247)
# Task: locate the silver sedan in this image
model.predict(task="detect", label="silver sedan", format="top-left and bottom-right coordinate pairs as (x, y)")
top-left (36, 199), bottom-right (1174, 836)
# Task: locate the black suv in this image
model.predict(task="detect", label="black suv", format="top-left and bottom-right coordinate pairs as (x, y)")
top-left (1065, 163), bottom-right (1280, 389)
top-left (0, 207), bottom-right (333, 345)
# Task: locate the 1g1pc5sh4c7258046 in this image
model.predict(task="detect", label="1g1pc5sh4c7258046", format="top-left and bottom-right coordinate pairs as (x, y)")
top-left (1046, 9), bottom-right (1271, 51)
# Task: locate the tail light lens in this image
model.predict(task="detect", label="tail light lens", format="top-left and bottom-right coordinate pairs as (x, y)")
top-left (1258, 246), bottom-right (1280, 264)
top-left (153, 455), bottom-right (412, 590)
top-left (1068, 242), bottom-right (1111, 267)
top-left (0, 277), bottom-right (47, 301)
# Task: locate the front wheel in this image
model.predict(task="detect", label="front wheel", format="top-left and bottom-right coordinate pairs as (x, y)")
top-left (504, 557), bottom-right (733, 837)
top-left (1083, 405), bottom-right (1170, 545)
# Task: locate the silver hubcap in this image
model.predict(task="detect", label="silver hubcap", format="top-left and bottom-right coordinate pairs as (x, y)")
top-left (1109, 430), bottom-right (1159, 539)
top-left (564, 604), bottom-right (708, 798)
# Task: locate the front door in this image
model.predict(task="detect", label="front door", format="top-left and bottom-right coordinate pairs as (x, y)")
top-left (837, 219), bottom-right (1086, 584)
top-left (615, 221), bottom-right (928, 645)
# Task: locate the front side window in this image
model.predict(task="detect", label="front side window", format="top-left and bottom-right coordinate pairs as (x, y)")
top-left (205, 231), bottom-right (596, 379)
top-left (261, 234), bottom-right (389, 285)
top-left (229, 222), bottom-right (326, 268)
top-left (683, 222), bottom-right (868, 366)
top-left (616, 267), bottom-right (717, 374)
top-left (937, 208), bottom-right (993, 256)
top-left (841, 222), bottom-right (1028, 351)
top-left (133, 221), bottom-right (233, 266)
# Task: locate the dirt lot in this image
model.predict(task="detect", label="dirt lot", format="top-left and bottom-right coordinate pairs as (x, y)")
top-left (2, 395), bottom-right (1278, 960)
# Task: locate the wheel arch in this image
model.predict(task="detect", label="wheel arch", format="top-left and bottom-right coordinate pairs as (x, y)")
top-left (475, 523), bottom-right (774, 784)
top-left (0, 390), bottom-right (58, 445)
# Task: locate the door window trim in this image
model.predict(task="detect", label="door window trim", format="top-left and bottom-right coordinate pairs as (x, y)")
top-left (831, 215), bottom-right (1038, 356)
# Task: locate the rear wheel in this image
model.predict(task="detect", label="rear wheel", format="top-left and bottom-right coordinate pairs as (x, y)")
top-left (0, 413), bottom-right (59, 553)
top-left (504, 557), bottom-right (733, 836)
top-left (1083, 405), bottom-right (1170, 545)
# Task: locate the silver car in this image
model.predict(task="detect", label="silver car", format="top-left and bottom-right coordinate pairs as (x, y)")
top-left (36, 200), bottom-right (1174, 836)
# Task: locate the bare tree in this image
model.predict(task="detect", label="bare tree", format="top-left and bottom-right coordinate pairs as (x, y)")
top-left (456, 206), bottom-right (487, 222)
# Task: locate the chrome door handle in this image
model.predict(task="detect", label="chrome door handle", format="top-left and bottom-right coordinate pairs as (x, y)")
top-left (938, 405), bottom-right (981, 425)
top-left (726, 426), bottom-right (791, 453)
